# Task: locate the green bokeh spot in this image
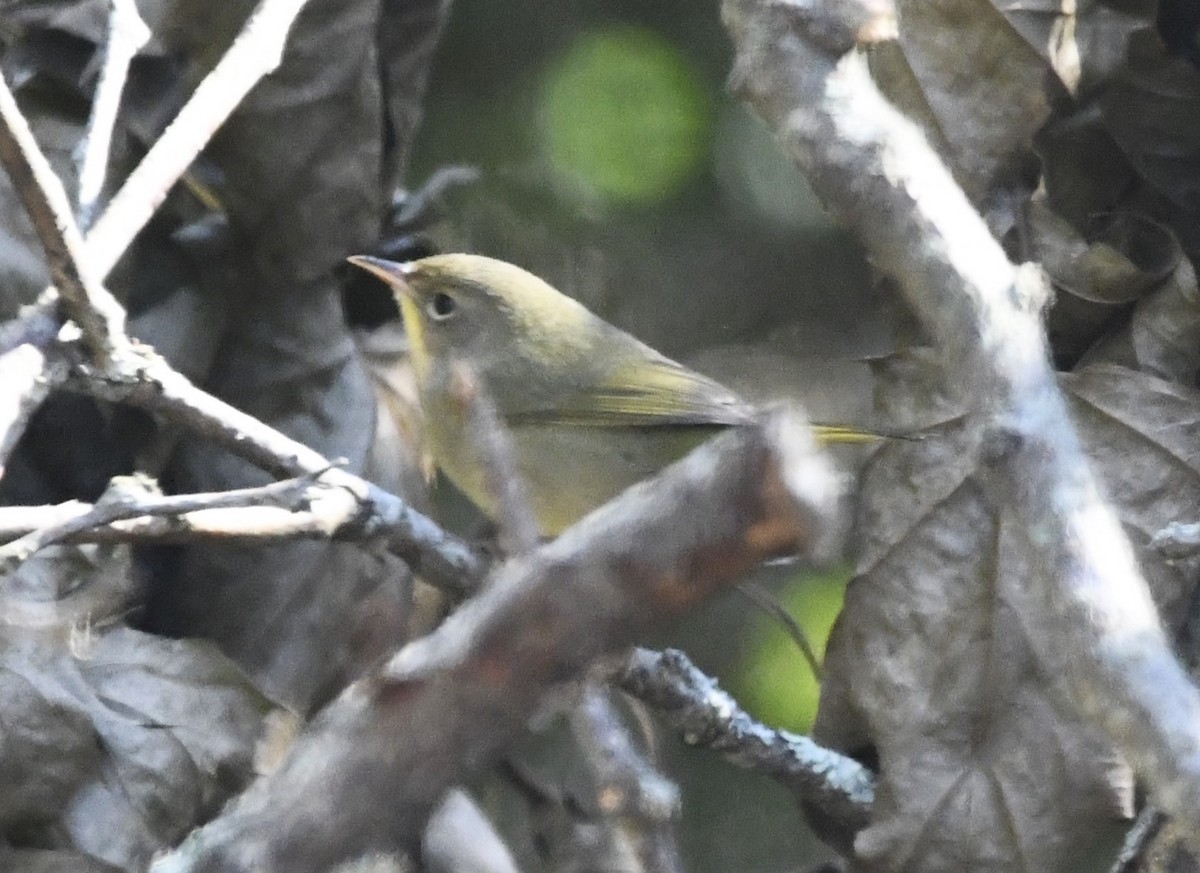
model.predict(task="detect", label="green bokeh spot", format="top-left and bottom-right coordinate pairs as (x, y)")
top-left (731, 567), bottom-right (850, 734)
top-left (540, 26), bottom-right (712, 205)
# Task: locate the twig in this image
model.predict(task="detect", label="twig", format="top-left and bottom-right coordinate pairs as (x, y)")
top-left (449, 361), bottom-right (540, 553)
top-left (0, 305), bottom-right (67, 470)
top-left (0, 299), bottom-right (60, 356)
top-left (64, 346), bottom-right (486, 594)
top-left (0, 472), bottom-right (472, 567)
top-left (0, 471), bottom-right (326, 568)
top-left (572, 686), bottom-right (684, 873)
top-left (0, 341), bottom-right (69, 477)
top-left (0, 55), bottom-right (483, 592)
top-left (1109, 805), bottom-right (1165, 873)
top-left (736, 579), bottom-right (822, 680)
top-left (76, 0), bottom-right (151, 230)
top-left (0, 0), bottom-right (482, 598)
top-left (618, 647), bottom-right (873, 834)
top-left (147, 408), bottom-right (839, 873)
top-left (0, 0), bottom-right (312, 359)
top-left (83, 0), bottom-right (313, 281)
top-left (390, 165), bottom-right (482, 227)
top-left (0, 499), bottom-right (364, 545)
top-left (723, 0), bottom-right (1200, 839)
top-left (0, 72), bottom-right (126, 361)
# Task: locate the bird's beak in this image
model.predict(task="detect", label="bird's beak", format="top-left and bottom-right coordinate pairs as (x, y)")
top-left (347, 255), bottom-right (418, 296)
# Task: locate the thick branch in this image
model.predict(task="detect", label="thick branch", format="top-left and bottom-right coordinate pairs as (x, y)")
top-left (723, 0), bottom-right (1200, 837)
top-left (148, 408), bottom-right (839, 873)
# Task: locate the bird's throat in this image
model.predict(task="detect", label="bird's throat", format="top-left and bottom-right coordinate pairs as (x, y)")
top-left (396, 293), bottom-right (431, 382)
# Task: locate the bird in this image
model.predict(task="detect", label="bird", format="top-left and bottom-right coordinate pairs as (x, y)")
top-left (348, 253), bottom-right (874, 536)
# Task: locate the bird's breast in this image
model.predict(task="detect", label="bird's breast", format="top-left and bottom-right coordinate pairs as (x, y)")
top-left (425, 416), bottom-right (723, 537)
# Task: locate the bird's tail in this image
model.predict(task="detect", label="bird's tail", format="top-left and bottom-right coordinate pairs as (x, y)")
top-left (812, 423), bottom-right (920, 443)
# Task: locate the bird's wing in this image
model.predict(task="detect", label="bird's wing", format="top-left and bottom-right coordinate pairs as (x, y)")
top-left (505, 354), bottom-right (754, 428)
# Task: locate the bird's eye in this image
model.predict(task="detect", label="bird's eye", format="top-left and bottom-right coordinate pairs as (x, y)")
top-left (427, 292), bottom-right (458, 321)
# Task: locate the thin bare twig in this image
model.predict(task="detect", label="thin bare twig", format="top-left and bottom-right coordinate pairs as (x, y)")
top-left (449, 361), bottom-right (540, 554)
top-left (0, 498), bottom-right (368, 546)
top-left (618, 647), bottom-right (873, 834)
top-left (83, 0), bottom-right (313, 281)
top-left (76, 0), bottom-right (151, 230)
top-left (0, 73), bottom-right (125, 361)
top-left (1109, 805), bottom-right (1165, 873)
top-left (0, 471), bottom-right (327, 568)
top-left (63, 347), bottom-right (486, 593)
top-left (0, 342), bottom-right (69, 477)
top-left (723, 0), bottom-right (1200, 838)
top-left (736, 579), bottom-right (822, 680)
top-left (572, 686), bottom-right (684, 873)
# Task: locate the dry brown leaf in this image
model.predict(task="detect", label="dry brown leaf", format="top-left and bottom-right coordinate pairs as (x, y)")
top-left (1038, 18), bottom-right (1200, 262)
top-left (0, 622), bottom-right (271, 871)
top-left (1079, 244), bottom-right (1200, 385)
top-left (1099, 32), bottom-right (1200, 216)
top-left (870, 0), bottom-right (1068, 214)
top-left (1028, 198), bottom-right (1183, 366)
top-left (814, 349), bottom-right (1141, 873)
top-left (1, 847), bottom-right (124, 873)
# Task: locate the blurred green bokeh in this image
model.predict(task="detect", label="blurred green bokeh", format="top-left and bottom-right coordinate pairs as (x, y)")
top-left (539, 26), bottom-right (713, 206)
top-left (731, 567), bottom-right (851, 734)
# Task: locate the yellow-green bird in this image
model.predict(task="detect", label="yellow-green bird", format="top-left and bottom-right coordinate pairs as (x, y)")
top-left (349, 253), bottom-right (871, 536)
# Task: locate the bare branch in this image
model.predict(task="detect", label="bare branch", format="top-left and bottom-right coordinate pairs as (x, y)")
top-left (64, 346), bottom-right (486, 594)
top-left (76, 0), bottom-right (151, 230)
top-left (147, 408), bottom-right (839, 873)
top-left (736, 579), bottom-right (822, 680)
top-left (449, 361), bottom-right (539, 554)
top-left (0, 499), bottom-right (355, 545)
top-left (1109, 805), bottom-right (1164, 873)
top-left (0, 341), bottom-right (69, 477)
top-left (83, 0), bottom-right (313, 281)
top-left (723, 0), bottom-right (1200, 838)
top-left (0, 73), bottom-right (126, 361)
top-left (618, 647), bottom-right (873, 834)
top-left (0, 471), bottom-right (326, 568)
top-left (572, 686), bottom-right (684, 873)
